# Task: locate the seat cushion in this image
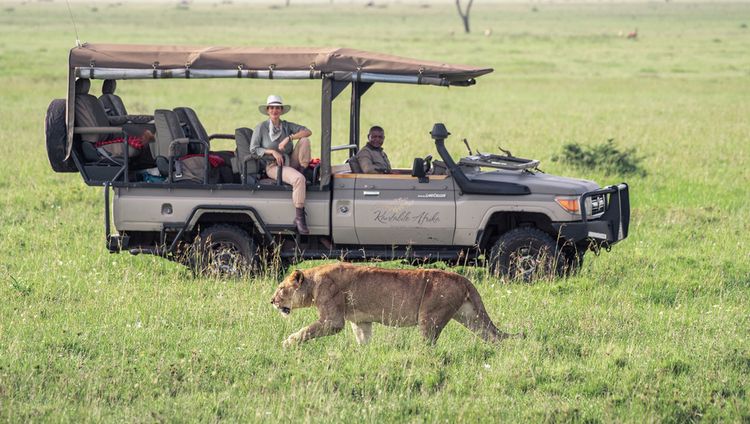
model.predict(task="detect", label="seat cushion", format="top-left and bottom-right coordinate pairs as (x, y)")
top-left (174, 107), bottom-right (209, 142)
top-left (346, 156), bottom-right (363, 173)
top-left (99, 93), bottom-right (128, 116)
top-left (75, 93), bottom-right (116, 143)
top-left (153, 109), bottom-right (189, 158)
top-left (235, 127), bottom-right (262, 177)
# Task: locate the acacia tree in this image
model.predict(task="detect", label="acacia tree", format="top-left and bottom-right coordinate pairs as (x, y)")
top-left (455, 0), bottom-right (475, 34)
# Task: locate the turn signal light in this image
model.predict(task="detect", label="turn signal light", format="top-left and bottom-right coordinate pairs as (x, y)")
top-left (555, 196), bottom-right (580, 213)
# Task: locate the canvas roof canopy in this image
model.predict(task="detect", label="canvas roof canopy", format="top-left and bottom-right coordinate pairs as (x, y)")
top-left (69, 43), bottom-right (493, 85)
top-left (66, 44), bottom-right (492, 186)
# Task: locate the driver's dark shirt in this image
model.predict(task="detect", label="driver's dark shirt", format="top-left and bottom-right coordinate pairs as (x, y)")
top-left (356, 143), bottom-right (392, 174)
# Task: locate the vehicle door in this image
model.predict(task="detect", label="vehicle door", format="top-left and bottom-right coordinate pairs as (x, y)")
top-left (353, 174), bottom-right (456, 245)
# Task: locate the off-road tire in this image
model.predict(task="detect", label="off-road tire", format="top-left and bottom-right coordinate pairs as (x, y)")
top-left (488, 227), bottom-right (563, 282)
top-left (45, 99), bottom-right (77, 173)
top-left (193, 225), bottom-right (257, 278)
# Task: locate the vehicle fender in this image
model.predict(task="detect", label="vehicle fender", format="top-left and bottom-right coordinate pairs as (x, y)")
top-left (477, 205), bottom-right (560, 232)
top-left (184, 205), bottom-right (272, 244)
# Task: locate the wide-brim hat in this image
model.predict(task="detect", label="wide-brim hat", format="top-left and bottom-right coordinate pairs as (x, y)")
top-left (258, 94), bottom-right (291, 115)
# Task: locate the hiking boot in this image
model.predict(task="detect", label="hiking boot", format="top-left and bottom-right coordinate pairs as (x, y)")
top-left (294, 207), bottom-right (310, 235)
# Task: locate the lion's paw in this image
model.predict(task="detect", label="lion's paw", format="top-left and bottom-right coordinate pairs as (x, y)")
top-left (282, 332), bottom-right (303, 348)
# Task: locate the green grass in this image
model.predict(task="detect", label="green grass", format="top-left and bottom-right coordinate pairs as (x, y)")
top-left (1, 1), bottom-right (749, 422)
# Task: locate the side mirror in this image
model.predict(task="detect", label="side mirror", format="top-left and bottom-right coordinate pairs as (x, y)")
top-left (411, 158), bottom-right (429, 183)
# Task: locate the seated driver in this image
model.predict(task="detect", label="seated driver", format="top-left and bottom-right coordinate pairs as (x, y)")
top-left (356, 125), bottom-right (392, 174)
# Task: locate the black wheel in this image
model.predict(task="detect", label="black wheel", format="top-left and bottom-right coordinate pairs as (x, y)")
top-left (45, 99), bottom-right (77, 173)
top-left (488, 227), bottom-right (563, 282)
top-left (194, 225), bottom-right (257, 278)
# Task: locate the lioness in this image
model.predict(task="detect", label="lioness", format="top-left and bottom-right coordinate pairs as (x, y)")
top-left (271, 262), bottom-right (516, 346)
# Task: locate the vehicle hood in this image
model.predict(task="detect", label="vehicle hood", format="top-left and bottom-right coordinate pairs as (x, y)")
top-left (470, 170), bottom-right (600, 196)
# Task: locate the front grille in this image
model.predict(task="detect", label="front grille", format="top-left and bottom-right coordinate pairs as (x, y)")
top-left (589, 194), bottom-right (606, 215)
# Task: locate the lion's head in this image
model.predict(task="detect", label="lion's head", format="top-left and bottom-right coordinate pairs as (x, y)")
top-left (271, 269), bottom-right (312, 316)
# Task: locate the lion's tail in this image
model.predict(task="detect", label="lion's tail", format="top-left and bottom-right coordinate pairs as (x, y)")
top-left (462, 280), bottom-right (516, 343)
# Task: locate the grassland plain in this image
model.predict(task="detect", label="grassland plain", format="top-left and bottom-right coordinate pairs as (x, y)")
top-left (0, 1), bottom-right (749, 422)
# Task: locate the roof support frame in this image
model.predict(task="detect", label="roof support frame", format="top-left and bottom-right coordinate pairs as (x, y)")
top-left (349, 81), bottom-right (373, 152)
top-left (65, 66), bottom-right (76, 157)
top-left (330, 79), bottom-right (350, 101)
top-left (72, 67), bottom-right (468, 87)
top-left (319, 77), bottom-right (334, 188)
top-left (318, 79), bottom-right (351, 187)
top-left (75, 67), bottom-right (322, 80)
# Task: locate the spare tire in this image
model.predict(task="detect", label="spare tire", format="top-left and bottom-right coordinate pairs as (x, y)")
top-left (45, 99), bottom-right (77, 173)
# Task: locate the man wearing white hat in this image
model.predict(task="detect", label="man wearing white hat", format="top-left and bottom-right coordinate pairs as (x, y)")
top-left (249, 95), bottom-right (313, 234)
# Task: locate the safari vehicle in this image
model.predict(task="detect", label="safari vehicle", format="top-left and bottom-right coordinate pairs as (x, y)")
top-left (46, 43), bottom-right (629, 279)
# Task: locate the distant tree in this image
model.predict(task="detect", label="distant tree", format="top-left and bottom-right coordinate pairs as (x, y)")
top-left (455, 0), bottom-right (474, 34)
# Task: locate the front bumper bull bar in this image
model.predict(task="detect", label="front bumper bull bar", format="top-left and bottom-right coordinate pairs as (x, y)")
top-left (552, 183), bottom-right (630, 247)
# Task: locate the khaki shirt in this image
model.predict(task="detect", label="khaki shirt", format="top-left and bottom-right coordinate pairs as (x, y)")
top-left (356, 143), bottom-right (392, 174)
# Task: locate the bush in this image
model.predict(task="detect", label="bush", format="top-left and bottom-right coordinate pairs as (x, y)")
top-left (552, 138), bottom-right (646, 177)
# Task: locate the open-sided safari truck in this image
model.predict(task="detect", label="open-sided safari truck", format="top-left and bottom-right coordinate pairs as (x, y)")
top-left (46, 43), bottom-right (629, 279)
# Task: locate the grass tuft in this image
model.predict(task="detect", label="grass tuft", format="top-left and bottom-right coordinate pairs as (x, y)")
top-left (8, 274), bottom-right (33, 297)
top-left (552, 138), bottom-right (646, 177)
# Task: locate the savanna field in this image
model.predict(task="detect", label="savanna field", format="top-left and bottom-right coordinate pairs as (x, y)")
top-left (0, 1), bottom-right (749, 421)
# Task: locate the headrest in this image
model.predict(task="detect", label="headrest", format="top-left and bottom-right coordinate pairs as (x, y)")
top-left (75, 79), bottom-right (91, 95)
top-left (235, 127), bottom-right (253, 142)
top-left (102, 79), bottom-right (116, 94)
top-left (154, 109), bottom-right (186, 138)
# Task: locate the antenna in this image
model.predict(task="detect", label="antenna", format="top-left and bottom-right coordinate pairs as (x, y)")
top-left (64, 0), bottom-right (81, 47)
top-left (462, 138), bottom-right (473, 156)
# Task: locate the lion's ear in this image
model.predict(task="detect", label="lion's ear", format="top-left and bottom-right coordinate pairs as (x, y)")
top-left (292, 269), bottom-right (304, 287)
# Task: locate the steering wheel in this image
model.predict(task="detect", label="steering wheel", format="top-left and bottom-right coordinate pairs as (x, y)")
top-left (423, 154), bottom-right (433, 174)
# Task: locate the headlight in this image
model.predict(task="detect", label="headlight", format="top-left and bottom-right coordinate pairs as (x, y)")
top-left (556, 194), bottom-right (607, 215)
top-left (555, 196), bottom-right (580, 213)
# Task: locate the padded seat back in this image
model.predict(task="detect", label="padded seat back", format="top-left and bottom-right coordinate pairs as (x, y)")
top-left (235, 127), bottom-right (262, 179)
top-left (174, 107), bottom-right (209, 154)
top-left (74, 79), bottom-right (114, 143)
top-left (346, 156), bottom-right (363, 173)
top-left (153, 110), bottom-right (218, 183)
top-left (99, 79), bottom-right (128, 117)
top-left (153, 109), bottom-right (189, 159)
